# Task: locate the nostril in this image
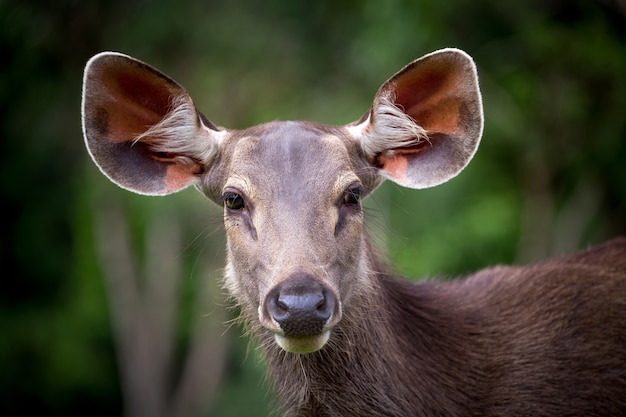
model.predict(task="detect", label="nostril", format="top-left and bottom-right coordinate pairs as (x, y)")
top-left (316, 293), bottom-right (332, 318)
top-left (277, 298), bottom-right (288, 312)
top-left (268, 292), bottom-right (289, 323)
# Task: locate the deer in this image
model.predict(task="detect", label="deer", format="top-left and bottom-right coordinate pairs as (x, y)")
top-left (81, 48), bottom-right (626, 416)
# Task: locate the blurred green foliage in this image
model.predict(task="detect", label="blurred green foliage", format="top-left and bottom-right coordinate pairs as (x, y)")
top-left (1, 0), bottom-right (625, 415)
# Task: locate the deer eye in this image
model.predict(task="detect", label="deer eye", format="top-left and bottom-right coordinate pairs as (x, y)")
top-left (342, 186), bottom-right (363, 207)
top-left (222, 192), bottom-right (245, 211)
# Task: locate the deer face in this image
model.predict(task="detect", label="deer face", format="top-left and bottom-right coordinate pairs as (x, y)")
top-left (205, 121), bottom-right (379, 353)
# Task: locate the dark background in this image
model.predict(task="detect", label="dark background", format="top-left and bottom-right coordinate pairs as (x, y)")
top-left (2, 0), bottom-right (625, 415)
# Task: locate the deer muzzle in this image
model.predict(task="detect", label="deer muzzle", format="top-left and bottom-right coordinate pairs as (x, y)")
top-left (263, 272), bottom-right (340, 353)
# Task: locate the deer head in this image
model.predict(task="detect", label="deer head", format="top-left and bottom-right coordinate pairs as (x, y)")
top-left (82, 49), bottom-right (482, 353)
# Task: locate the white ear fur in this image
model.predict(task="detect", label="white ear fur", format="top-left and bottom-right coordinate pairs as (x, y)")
top-left (132, 94), bottom-right (228, 168)
top-left (347, 94), bottom-right (430, 160)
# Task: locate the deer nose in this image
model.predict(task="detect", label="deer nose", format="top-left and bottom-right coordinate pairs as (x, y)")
top-left (265, 273), bottom-right (336, 337)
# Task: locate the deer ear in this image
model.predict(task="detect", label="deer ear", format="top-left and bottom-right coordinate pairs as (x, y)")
top-left (81, 52), bottom-right (227, 195)
top-left (348, 48), bottom-right (483, 189)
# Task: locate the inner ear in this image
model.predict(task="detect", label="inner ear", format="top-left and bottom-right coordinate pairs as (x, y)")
top-left (95, 57), bottom-right (185, 144)
top-left (392, 64), bottom-right (467, 136)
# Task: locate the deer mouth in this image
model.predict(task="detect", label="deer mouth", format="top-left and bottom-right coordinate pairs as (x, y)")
top-left (274, 331), bottom-right (331, 354)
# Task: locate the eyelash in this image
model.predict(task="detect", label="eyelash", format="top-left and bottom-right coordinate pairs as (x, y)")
top-left (342, 187), bottom-right (362, 207)
top-left (341, 184), bottom-right (367, 209)
top-left (221, 192), bottom-right (245, 211)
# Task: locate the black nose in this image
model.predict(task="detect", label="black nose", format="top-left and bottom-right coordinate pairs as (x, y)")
top-left (265, 273), bottom-right (336, 337)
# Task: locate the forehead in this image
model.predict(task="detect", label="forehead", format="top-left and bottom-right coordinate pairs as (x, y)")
top-left (226, 121), bottom-right (358, 194)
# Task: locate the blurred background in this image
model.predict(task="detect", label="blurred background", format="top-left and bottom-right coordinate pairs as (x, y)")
top-left (2, 0), bottom-right (625, 415)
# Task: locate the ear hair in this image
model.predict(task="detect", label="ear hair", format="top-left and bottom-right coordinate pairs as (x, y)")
top-left (133, 94), bottom-right (226, 166)
top-left (351, 94), bottom-right (430, 161)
